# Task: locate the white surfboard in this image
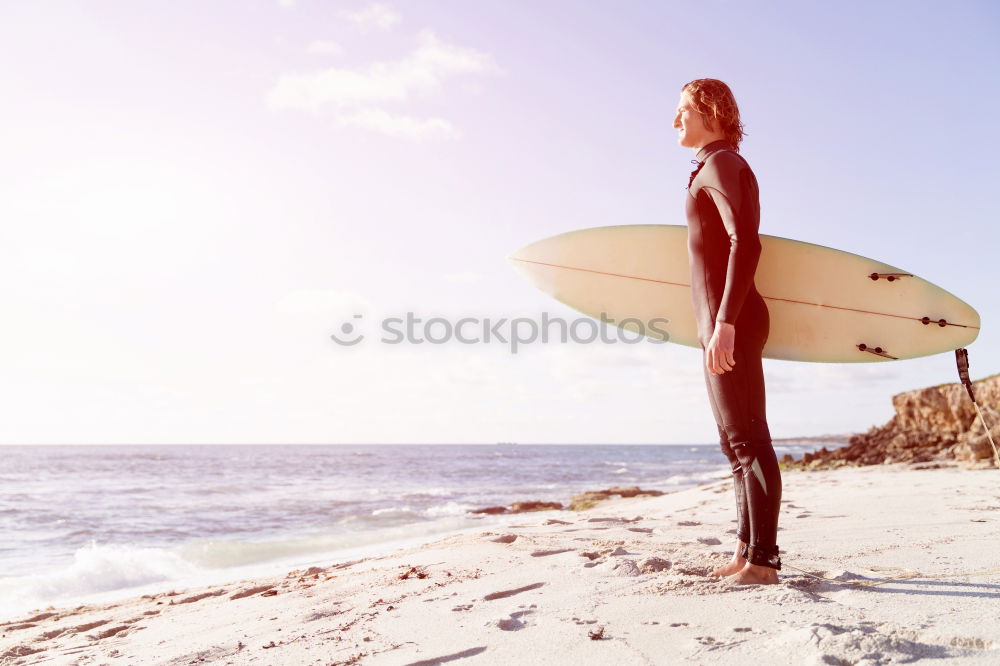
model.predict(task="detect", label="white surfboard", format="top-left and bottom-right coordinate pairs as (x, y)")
top-left (507, 225), bottom-right (980, 363)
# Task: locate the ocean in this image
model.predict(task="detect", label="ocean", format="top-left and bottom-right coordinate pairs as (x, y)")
top-left (0, 443), bottom-right (822, 620)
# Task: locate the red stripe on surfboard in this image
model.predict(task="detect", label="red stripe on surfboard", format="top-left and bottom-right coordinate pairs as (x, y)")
top-left (509, 257), bottom-right (979, 330)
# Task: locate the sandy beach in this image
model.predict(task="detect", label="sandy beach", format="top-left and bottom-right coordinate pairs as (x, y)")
top-left (3, 462), bottom-right (999, 666)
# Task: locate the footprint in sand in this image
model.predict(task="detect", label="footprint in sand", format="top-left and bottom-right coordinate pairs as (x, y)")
top-left (40, 619), bottom-right (109, 640)
top-left (677, 521), bottom-right (701, 526)
top-left (483, 582), bottom-right (545, 601)
top-left (304, 608), bottom-right (345, 622)
top-left (695, 636), bottom-right (724, 646)
top-left (592, 558), bottom-right (641, 577)
top-left (490, 534), bottom-right (518, 544)
top-left (495, 609), bottom-right (534, 631)
top-left (90, 625), bottom-right (132, 640)
top-left (530, 548), bottom-right (574, 557)
top-left (2, 645), bottom-right (44, 659)
top-left (2, 612), bottom-right (58, 630)
top-left (697, 537), bottom-right (722, 545)
top-left (230, 585), bottom-right (275, 600)
top-left (178, 589), bottom-right (228, 604)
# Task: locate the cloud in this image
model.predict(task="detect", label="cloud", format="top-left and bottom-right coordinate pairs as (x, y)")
top-left (340, 3), bottom-right (401, 31)
top-left (763, 361), bottom-right (905, 394)
top-left (307, 40), bottom-right (342, 55)
top-left (335, 108), bottom-right (458, 140)
top-left (268, 31), bottom-right (494, 113)
top-left (275, 288), bottom-right (374, 316)
top-left (268, 30), bottom-right (495, 139)
top-left (444, 271), bottom-right (484, 283)
top-left (277, 0), bottom-right (295, 8)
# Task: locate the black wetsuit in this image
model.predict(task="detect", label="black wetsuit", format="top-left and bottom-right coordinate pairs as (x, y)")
top-left (685, 139), bottom-right (782, 570)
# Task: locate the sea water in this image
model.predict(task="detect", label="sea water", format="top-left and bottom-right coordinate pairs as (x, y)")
top-left (0, 443), bottom-right (822, 619)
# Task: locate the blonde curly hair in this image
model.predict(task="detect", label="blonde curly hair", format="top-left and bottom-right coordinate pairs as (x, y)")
top-left (681, 78), bottom-right (746, 151)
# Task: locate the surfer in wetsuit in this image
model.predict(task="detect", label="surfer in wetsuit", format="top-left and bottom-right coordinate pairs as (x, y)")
top-left (673, 78), bottom-right (782, 584)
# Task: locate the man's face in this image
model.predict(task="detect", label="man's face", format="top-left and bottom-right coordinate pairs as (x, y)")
top-left (673, 92), bottom-right (714, 149)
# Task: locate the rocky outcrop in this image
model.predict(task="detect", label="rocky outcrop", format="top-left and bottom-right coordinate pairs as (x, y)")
top-left (782, 373), bottom-right (1000, 469)
top-left (469, 486), bottom-right (666, 515)
top-left (568, 486), bottom-right (665, 511)
top-left (470, 500), bottom-right (563, 515)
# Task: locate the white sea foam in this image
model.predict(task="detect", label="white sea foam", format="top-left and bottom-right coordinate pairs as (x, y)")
top-left (0, 542), bottom-right (199, 620)
top-left (371, 505), bottom-right (415, 517)
top-left (659, 467), bottom-right (730, 486)
top-left (424, 501), bottom-right (476, 517)
top-left (403, 487), bottom-right (454, 497)
top-left (0, 443), bottom-right (738, 621)
top-left (0, 513), bottom-right (520, 621)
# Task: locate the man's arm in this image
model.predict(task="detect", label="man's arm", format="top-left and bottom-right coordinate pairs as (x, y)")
top-left (700, 152), bottom-right (762, 325)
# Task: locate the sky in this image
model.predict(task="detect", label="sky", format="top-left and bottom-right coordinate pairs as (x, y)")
top-left (1, 0), bottom-right (998, 445)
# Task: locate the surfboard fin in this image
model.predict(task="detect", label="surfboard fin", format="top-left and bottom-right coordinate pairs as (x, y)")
top-left (857, 343), bottom-right (898, 360)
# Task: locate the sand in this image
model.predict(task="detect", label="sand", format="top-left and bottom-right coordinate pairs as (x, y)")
top-left (3, 463), bottom-right (999, 665)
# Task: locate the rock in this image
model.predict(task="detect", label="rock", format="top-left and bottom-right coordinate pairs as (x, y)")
top-left (603, 558), bottom-right (640, 577)
top-left (509, 501), bottom-right (563, 513)
top-left (954, 433), bottom-right (1000, 461)
top-left (639, 557), bottom-right (672, 573)
top-left (606, 486), bottom-right (665, 498)
top-left (783, 373), bottom-right (1000, 470)
top-left (568, 486), bottom-right (665, 511)
top-left (568, 492), bottom-right (607, 511)
top-left (471, 506), bottom-right (508, 515)
top-left (471, 501), bottom-right (563, 515)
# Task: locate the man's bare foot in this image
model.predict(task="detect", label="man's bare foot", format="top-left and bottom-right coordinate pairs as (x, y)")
top-left (730, 563), bottom-right (779, 585)
top-left (710, 557), bottom-right (746, 577)
top-left (710, 540), bottom-right (748, 577)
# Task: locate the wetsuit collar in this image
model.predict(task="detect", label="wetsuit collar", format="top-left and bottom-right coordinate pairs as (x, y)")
top-left (695, 139), bottom-right (735, 162)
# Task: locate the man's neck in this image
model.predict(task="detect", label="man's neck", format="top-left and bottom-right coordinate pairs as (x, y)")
top-left (693, 138), bottom-right (732, 162)
top-left (692, 135), bottom-right (726, 155)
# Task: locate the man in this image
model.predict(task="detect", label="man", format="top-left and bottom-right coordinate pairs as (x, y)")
top-left (674, 78), bottom-right (782, 585)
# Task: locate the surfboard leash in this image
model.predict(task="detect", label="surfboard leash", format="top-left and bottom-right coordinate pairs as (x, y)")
top-left (773, 349), bottom-right (1000, 588)
top-left (955, 348), bottom-right (1000, 470)
top-left (781, 561), bottom-right (1000, 588)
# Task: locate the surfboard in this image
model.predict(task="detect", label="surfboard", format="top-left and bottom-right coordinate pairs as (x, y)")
top-left (507, 225), bottom-right (980, 363)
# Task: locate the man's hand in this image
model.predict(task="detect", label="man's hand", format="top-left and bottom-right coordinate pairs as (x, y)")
top-left (706, 321), bottom-right (736, 375)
